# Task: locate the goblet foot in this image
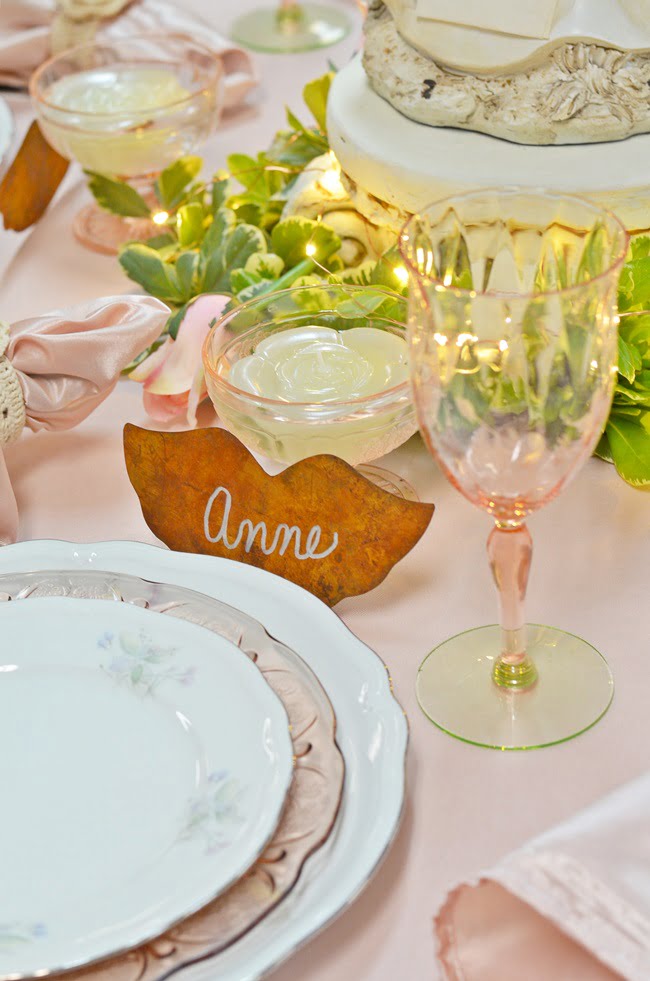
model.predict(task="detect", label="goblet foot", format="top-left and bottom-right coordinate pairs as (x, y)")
top-left (416, 624), bottom-right (613, 750)
top-left (231, 4), bottom-right (350, 53)
top-left (73, 203), bottom-right (161, 256)
top-left (357, 464), bottom-right (418, 501)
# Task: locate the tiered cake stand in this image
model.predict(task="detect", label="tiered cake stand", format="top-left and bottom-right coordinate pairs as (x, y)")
top-left (328, 56), bottom-right (650, 234)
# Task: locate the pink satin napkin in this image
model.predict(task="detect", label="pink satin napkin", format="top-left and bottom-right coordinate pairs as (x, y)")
top-left (0, 0), bottom-right (257, 111)
top-left (0, 294), bottom-right (169, 546)
top-left (436, 773), bottom-right (650, 980)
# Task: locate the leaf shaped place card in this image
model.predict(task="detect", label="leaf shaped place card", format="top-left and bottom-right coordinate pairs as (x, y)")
top-left (124, 426), bottom-right (434, 606)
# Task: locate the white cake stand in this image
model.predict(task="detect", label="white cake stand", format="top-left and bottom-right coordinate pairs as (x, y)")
top-left (328, 55), bottom-right (650, 233)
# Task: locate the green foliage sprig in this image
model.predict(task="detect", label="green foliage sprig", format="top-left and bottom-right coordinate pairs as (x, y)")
top-left (86, 72), bottom-right (650, 490)
top-left (85, 73), bottom-right (406, 340)
top-left (595, 236), bottom-right (650, 486)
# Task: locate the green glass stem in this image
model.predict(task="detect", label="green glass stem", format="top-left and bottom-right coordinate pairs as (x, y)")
top-left (487, 522), bottom-right (538, 691)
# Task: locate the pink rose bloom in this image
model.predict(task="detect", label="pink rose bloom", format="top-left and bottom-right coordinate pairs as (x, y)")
top-left (130, 294), bottom-right (229, 426)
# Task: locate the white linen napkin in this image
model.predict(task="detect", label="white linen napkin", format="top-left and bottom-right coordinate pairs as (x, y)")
top-left (436, 772), bottom-right (650, 980)
top-left (0, 0), bottom-right (257, 111)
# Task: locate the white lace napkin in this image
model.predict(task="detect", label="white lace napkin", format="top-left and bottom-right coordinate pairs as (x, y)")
top-left (0, 0), bottom-right (257, 110)
top-left (436, 773), bottom-right (650, 980)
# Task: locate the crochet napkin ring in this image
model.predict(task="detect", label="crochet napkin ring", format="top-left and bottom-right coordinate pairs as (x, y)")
top-left (0, 322), bottom-right (26, 448)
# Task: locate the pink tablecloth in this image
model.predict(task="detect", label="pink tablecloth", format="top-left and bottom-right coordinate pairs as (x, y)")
top-left (1, 3), bottom-right (649, 979)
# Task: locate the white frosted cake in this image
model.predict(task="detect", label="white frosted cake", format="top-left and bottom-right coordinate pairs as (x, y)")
top-left (327, 0), bottom-right (650, 232)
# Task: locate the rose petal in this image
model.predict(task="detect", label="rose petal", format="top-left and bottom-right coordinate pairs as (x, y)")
top-left (129, 337), bottom-right (173, 384)
top-left (186, 366), bottom-right (208, 427)
top-left (146, 295), bottom-right (230, 396)
top-left (142, 390), bottom-right (189, 422)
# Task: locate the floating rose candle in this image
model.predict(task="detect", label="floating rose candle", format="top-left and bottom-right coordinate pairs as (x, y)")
top-left (207, 322), bottom-right (418, 466)
top-left (229, 326), bottom-right (409, 402)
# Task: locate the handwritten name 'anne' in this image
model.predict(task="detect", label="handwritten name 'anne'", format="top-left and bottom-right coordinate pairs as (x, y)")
top-left (204, 486), bottom-right (339, 561)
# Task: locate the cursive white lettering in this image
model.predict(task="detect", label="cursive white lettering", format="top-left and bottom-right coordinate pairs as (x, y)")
top-left (204, 486), bottom-right (338, 561)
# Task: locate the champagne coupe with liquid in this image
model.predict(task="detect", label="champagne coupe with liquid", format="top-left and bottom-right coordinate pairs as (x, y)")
top-left (401, 188), bottom-right (628, 750)
top-left (30, 35), bottom-right (223, 254)
top-left (231, 1), bottom-right (350, 53)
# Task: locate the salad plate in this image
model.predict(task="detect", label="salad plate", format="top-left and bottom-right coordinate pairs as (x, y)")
top-left (0, 597), bottom-right (294, 979)
top-left (0, 569), bottom-right (344, 981)
top-left (0, 541), bottom-right (408, 981)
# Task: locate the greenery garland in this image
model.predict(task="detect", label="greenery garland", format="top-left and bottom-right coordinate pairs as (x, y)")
top-left (85, 72), bottom-right (650, 489)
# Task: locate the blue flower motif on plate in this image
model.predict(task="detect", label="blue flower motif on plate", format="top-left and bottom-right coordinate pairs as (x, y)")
top-left (99, 630), bottom-right (196, 694)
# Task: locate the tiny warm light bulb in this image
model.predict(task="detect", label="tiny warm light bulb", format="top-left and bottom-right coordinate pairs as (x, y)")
top-left (153, 210), bottom-right (169, 225)
top-left (393, 265), bottom-right (409, 285)
top-left (499, 339), bottom-right (509, 352)
top-left (305, 243), bottom-right (317, 257)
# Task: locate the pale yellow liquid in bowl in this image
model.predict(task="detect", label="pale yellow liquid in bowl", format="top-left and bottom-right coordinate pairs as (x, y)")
top-left (38, 66), bottom-right (217, 176)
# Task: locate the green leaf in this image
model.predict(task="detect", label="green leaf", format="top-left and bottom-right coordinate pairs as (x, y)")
top-left (224, 224), bottom-right (267, 274)
top-left (235, 278), bottom-right (279, 305)
top-left (177, 201), bottom-right (205, 248)
top-left (155, 156), bottom-right (202, 209)
top-left (176, 251), bottom-right (199, 301)
top-left (201, 208), bottom-right (237, 255)
top-left (227, 153), bottom-right (267, 193)
top-left (85, 171), bottom-right (151, 218)
top-left (335, 260), bottom-right (375, 287)
top-left (618, 256), bottom-right (650, 312)
top-left (619, 313), bottom-right (650, 359)
top-left (271, 216), bottom-right (340, 268)
top-left (199, 212), bottom-right (266, 294)
top-left (119, 244), bottom-right (183, 304)
top-left (336, 291), bottom-right (390, 319)
top-left (594, 430), bottom-right (614, 463)
top-left (606, 416), bottom-right (650, 487)
top-left (231, 268), bottom-right (259, 294)
top-left (630, 236), bottom-right (650, 260)
top-left (286, 107), bottom-right (307, 133)
top-left (617, 334), bottom-right (642, 384)
top-left (303, 72), bottom-right (333, 133)
top-left (245, 252), bottom-right (284, 279)
top-left (267, 130), bottom-right (325, 169)
top-left (145, 232), bottom-right (176, 250)
top-left (285, 107), bottom-right (329, 150)
top-left (211, 173), bottom-right (233, 214)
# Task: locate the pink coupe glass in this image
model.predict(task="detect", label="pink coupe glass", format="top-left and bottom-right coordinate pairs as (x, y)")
top-left (400, 189), bottom-right (628, 750)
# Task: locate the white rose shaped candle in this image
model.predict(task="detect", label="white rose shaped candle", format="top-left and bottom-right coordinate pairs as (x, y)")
top-left (204, 288), bottom-right (418, 468)
top-left (229, 326), bottom-right (409, 402)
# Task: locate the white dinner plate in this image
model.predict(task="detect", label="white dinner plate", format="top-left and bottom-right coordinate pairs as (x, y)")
top-left (0, 541), bottom-right (408, 981)
top-left (0, 597), bottom-right (293, 979)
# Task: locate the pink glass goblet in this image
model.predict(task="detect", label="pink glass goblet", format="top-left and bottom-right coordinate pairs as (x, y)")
top-left (400, 189), bottom-right (628, 750)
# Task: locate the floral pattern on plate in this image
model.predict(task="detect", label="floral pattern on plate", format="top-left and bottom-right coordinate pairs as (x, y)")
top-left (180, 771), bottom-right (246, 855)
top-left (99, 630), bottom-right (196, 694)
top-left (0, 923), bottom-right (47, 947)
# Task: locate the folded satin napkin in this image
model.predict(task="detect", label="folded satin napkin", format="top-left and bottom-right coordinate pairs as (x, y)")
top-left (0, 0), bottom-right (257, 111)
top-left (0, 294), bottom-right (169, 546)
top-left (436, 772), bottom-right (650, 980)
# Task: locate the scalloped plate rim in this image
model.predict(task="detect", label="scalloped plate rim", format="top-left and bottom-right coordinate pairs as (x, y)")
top-left (0, 540), bottom-right (408, 981)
